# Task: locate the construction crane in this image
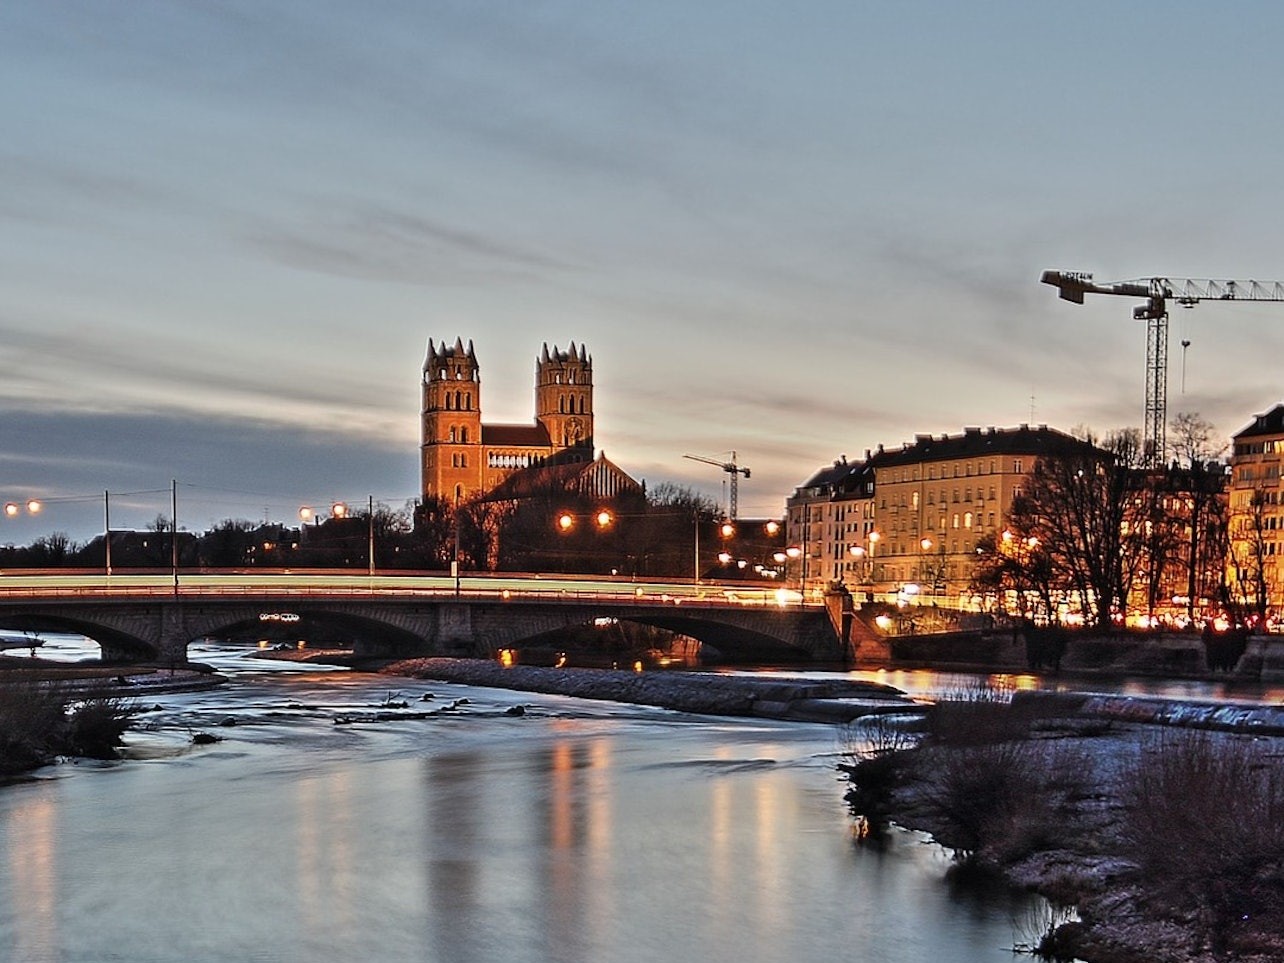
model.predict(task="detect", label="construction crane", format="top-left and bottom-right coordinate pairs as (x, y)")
top-left (683, 451), bottom-right (751, 520)
top-left (1041, 270), bottom-right (1284, 465)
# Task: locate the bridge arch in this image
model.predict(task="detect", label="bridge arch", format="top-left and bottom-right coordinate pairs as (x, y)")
top-left (183, 605), bottom-right (429, 656)
top-left (0, 611), bottom-right (160, 663)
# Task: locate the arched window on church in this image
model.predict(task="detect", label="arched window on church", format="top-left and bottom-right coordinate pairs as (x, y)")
top-left (460, 427), bottom-right (468, 443)
top-left (448, 426), bottom-right (457, 442)
top-left (464, 392), bottom-right (471, 409)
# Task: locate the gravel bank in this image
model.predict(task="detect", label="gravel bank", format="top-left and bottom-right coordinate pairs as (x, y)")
top-left (382, 657), bottom-right (919, 722)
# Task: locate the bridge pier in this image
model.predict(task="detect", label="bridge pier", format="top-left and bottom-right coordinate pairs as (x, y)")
top-left (435, 603), bottom-right (484, 656)
top-left (158, 604), bottom-right (192, 664)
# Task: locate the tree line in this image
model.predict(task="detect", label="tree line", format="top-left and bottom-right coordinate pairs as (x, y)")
top-left (0, 482), bottom-right (783, 580)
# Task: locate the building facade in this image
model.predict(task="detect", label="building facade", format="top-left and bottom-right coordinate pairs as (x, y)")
top-left (1227, 404), bottom-right (1284, 618)
top-left (787, 425), bottom-right (1087, 604)
top-left (784, 456), bottom-right (875, 597)
top-left (420, 339), bottom-right (596, 503)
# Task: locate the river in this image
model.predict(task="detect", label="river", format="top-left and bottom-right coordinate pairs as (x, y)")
top-left (0, 641), bottom-right (1060, 963)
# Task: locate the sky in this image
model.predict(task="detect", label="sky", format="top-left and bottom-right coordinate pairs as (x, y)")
top-left (5, 1), bottom-right (1284, 544)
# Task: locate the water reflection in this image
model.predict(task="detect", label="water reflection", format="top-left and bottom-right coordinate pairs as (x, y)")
top-left (748, 664), bottom-right (1284, 704)
top-left (6, 788), bottom-right (59, 963)
top-left (0, 668), bottom-right (1053, 962)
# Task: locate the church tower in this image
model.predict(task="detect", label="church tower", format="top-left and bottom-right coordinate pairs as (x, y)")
top-left (535, 342), bottom-right (594, 460)
top-left (421, 337), bottom-right (484, 503)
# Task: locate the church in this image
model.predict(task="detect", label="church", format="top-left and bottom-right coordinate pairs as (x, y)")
top-left (419, 338), bottom-right (640, 504)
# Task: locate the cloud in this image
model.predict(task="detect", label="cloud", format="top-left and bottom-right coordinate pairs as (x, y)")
top-left (0, 317), bottom-right (411, 444)
top-left (0, 406), bottom-right (417, 542)
top-left (245, 200), bottom-right (580, 286)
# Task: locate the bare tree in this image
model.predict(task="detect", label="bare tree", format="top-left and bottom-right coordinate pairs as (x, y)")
top-left (1169, 412), bottom-right (1229, 623)
top-left (1004, 429), bottom-right (1144, 629)
top-left (1227, 487), bottom-right (1272, 625)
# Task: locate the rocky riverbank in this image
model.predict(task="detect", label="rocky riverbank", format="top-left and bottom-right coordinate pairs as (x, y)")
top-left (0, 658), bottom-right (223, 696)
top-left (381, 656), bottom-right (918, 722)
top-left (845, 693), bottom-right (1284, 963)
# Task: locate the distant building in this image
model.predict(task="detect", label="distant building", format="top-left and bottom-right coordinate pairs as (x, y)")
top-left (420, 338), bottom-right (603, 504)
top-left (784, 456), bottom-right (875, 596)
top-left (1228, 404), bottom-right (1284, 617)
top-left (787, 424), bottom-right (1088, 603)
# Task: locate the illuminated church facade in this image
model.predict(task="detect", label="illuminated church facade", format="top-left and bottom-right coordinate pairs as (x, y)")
top-left (421, 338), bottom-right (637, 504)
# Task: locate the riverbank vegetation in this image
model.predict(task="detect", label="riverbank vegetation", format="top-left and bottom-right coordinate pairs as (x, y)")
top-left (841, 686), bottom-right (1284, 962)
top-left (0, 681), bottom-right (135, 775)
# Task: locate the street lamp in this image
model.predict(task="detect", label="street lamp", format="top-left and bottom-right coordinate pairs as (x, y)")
top-left (555, 509), bottom-right (614, 533)
top-left (298, 502), bottom-right (359, 571)
top-left (299, 501), bottom-right (349, 526)
top-left (553, 508), bottom-right (616, 574)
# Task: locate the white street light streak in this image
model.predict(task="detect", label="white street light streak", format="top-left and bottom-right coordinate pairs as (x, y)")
top-left (0, 573), bottom-right (815, 607)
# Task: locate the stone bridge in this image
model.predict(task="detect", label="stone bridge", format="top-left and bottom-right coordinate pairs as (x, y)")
top-left (0, 592), bottom-right (847, 664)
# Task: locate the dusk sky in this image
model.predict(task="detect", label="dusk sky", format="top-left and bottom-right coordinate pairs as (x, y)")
top-left (5, 1), bottom-right (1284, 544)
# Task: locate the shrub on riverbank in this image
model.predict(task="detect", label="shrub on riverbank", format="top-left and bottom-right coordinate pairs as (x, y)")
top-left (0, 682), bottom-right (135, 773)
top-left (843, 684), bottom-right (1096, 865)
top-left (1118, 730), bottom-right (1284, 957)
top-left (840, 713), bottom-right (918, 840)
top-left (915, 688), bottom-right (1094, 866)
top-left (0, 681), bottom-right (67, 774)
top-left (64, 697), bottom-right (135, 759)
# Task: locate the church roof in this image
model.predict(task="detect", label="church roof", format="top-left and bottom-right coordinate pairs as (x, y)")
top-left (480, 453), bottom-right (641, 502)
top-left (482, 423), bottom-right (552, 447)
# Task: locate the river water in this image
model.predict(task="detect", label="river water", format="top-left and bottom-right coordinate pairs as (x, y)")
top-left (0, 642), bottom-right (1060, 963)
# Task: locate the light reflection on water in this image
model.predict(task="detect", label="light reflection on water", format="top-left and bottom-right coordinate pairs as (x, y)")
top-left (0, 659), bottom-right (1048, 963)
top-left (738, 664), bottom-right (1284, 705)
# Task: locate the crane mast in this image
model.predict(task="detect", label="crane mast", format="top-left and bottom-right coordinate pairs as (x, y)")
top-left (683, 451), bottom-right (751, 520)
top-left (1042, 270), bottom-right (1284, 465)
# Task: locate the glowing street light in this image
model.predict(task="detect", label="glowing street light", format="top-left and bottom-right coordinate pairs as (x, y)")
top-left (299, 502), bottom-right (349, 524)
top-left (555, 509), bottom-right (614, 533)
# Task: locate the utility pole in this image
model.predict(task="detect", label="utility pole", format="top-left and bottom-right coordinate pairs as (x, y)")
top-left (104, 490), bottom-right (112, 578)
top-left (367, 494), bottom-right (375, 577)
top-left (171, 479), bottom-right (179, 597)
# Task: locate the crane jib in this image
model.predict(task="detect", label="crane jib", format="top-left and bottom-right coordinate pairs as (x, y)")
top-left (1041, 268), bottom-right (1284, 469)
top-left (1042, 270), bottom-right (1284, 305)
